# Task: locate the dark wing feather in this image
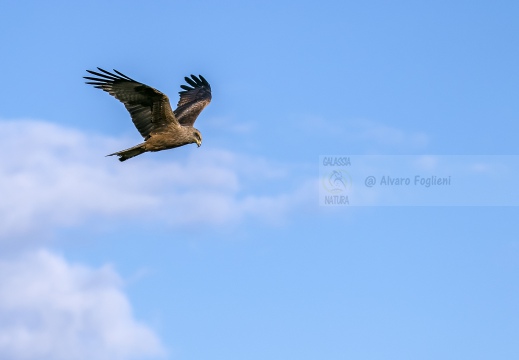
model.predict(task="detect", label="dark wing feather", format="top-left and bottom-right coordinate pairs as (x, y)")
top-left (174, 74), bottom-right (212, 126)
top-left (84, 68), bottom-right (178, 139)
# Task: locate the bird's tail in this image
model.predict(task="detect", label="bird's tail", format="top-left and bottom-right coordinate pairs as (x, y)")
top-left (107, 143), bottom-right (147, 162)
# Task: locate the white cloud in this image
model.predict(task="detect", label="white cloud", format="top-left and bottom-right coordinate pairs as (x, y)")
top-left (0, 119), bottom-right (316, 360)
top-left (413, 155), bottom-right (440, 171)
top-left (0, 119), bottom-right (315, 360)
top-left (0, 249), bottom-right (165, 360)
top-left (355, 119), bottom-right (429, 148)
top-left (0, 119), bottom-right (309, 242)
top-left (299, 116), bottom-right (429, 149)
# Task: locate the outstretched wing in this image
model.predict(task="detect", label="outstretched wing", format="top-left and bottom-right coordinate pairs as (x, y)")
top-left (174, 74), bottom-right (212, 126)
top-left (84, 68), bottom-right (178, 139)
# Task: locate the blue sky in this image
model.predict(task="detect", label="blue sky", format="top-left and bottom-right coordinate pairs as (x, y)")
top-left (1, 1), bottom-right (518, 359)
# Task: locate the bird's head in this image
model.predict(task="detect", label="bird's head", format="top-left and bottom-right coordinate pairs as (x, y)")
top-left (192, 129), bottom-right (202, 147)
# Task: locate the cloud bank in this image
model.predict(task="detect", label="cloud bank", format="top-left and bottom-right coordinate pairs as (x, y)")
top-left (0, 119), bottom-right (309, 241)
top-left (0, 250), bottom-right (164, 360)
top-left (0, 118), bottom-right (313, 360)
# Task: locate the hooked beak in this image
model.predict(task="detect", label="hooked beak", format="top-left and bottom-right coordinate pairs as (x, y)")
top-left (196, 139), bottom-right (202, 147)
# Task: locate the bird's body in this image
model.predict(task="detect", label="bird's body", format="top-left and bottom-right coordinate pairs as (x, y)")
top-left (84, 68), bottom-right (211, 161)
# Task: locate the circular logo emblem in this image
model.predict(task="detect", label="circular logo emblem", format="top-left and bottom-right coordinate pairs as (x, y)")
top-left (322, 170), bottom-right (351, 194)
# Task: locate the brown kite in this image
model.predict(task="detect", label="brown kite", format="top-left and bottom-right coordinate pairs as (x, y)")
top-left (84, 68), bottom-right (212, 161)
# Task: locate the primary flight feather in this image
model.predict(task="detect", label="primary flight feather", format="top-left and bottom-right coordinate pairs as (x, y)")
top-left (84, 68), bottom-right (212, 161)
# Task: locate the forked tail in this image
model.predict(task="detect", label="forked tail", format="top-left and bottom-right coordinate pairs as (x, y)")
top-left (107, 143), bottom-right (146, 162)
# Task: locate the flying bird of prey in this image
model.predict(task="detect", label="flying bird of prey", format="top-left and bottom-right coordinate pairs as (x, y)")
top-left (84, 68), bottom-right (212, 161)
